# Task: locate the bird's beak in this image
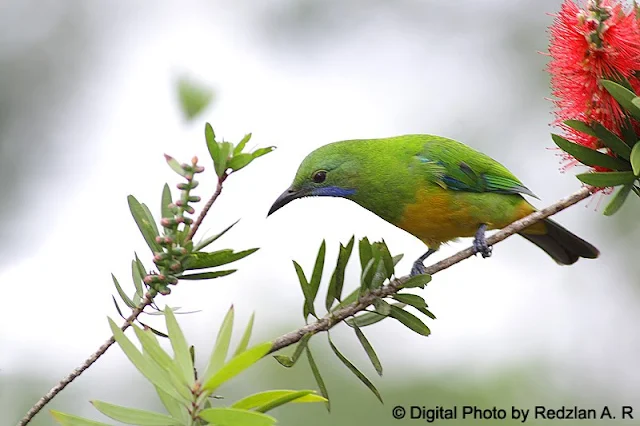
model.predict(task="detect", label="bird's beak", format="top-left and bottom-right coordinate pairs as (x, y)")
top-left (268, 186), bottom-right (308, 216)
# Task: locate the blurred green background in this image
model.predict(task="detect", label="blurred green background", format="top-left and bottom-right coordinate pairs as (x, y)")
top-left (1, 1), bottom-right (639, 425)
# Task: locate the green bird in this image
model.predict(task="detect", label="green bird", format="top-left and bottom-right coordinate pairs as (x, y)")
top-left (268, 135), bottom-right (599, 275)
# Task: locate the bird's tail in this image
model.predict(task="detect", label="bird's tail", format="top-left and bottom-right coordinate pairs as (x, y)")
top-left (518, 218), bottom-right (599, 265)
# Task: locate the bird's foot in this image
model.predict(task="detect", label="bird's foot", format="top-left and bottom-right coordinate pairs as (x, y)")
top-left (473, 223), bottom-right (492, 258)
top-left (411, 260), bottom-right (427, 277)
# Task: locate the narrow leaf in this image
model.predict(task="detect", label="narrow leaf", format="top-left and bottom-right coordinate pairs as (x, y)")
top-left (108, 318), bottom-right (186, 402)
top-left (592, 123), bottom-right (632, 159)
top-left (112, 274), bottom-right (135, 309)
top-left (373, 298), bottom-right (391, 315)
top-left (232, 390), bottom-right (326, 411)
top-left (345, 311), bottom-right (387, 327)
top-left (203, 306), bottom-right (234, 382)
top-left (112, 296), bottom-right (125, 319)
top-left (50, 412), bottom-right (111, 426)
top-left (183, 248), bottom-right (258, 270)
top-left (293, 261), bottom-right (315, 318)
top-left (388, 305), bottom-right (431, 336)
top-left (164, 308), bottom-right (194, 385)
top-left (378, 240), bottom-right (394, 279)
top-left (306, 347), bottom-right (330, 411)
top-left (205, 123), bottom-right (219, 164)
top-left (604, 183), bottom-right (634, 216)
top-left (178, 270), bottom-right (236, 280)
top-left (91, 400), bottom-right (182, 426)
top-left (416, 306), bottom-right (437, 320)
top-left (353, 325), bottom-right (383, 376)
top-left (563, 119), bottom-right (596, 137)
top-left (251, 146), bottom-right (275, 159)
top-left (358, 237), bottom-right (372, 271)
top-left (309, 240), bottom-right (326, 304)
top-left (327, 335), bottom-right (383, 403)
top-left (631, 142), bottom-right (640, 175)
top-left (161, 184), bottom-right (173, 220)
top-left (400, 274), bottom-right (432, 289)
top-left (325, 236), bottom-right (355, 310)
top-left (234, 312), bottom-right (255, 357)
top-left (131, 260), bottom-right (145, 302)
top-left (127, 195), bottom-right (162, 252)
top-left (602, 80), bottom-right (640, 120)
top-left (234, 133), bottom-right (252, 155)
top-left (392, 293), bottom-right (427, 308)
top-left (199, 408), bottom-right (275, 426)
top-left (551, 134), bottom-right (631, 170)
top-left (215, 142), bottom-right (233, 177)
top-left (155, 386), bottom-right (188, 423)
top-left (202, 342), bottom-right (272, 392)
top-left (332, 288), bottom-right (359, 311)
top-left (228, 153), bottom-right (253, 172)
top-left (194, 219), bottom-right (240, 251)
top-left (273, 333), bottom-right (312, 368)
top-left (576, 171), bottom-right (636, 187)
top-left (164, 155), bottom-right (187, 177)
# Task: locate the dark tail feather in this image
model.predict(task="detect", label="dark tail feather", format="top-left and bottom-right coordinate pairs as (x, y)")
top-left (518, 218), bottom-right (599, 265)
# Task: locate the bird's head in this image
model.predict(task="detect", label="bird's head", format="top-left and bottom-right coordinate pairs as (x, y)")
top-left (268, 142), bottom-right (359, 216)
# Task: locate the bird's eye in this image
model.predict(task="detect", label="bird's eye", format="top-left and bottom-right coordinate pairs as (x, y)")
top-left (312, 170), bottom-right (327, 183)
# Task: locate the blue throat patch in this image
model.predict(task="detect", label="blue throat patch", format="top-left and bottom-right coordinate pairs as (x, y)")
top-left (311, 186), bottom-right (356, 198)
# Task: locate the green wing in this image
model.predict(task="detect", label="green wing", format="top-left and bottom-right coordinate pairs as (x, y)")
top-left (415, 137), bottom-right (537, 198)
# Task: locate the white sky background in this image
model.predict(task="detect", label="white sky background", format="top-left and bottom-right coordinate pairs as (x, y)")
top-left (2, 0), bottom-right (640, 420)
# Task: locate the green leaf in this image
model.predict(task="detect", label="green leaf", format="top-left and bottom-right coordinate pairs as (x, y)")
top-left (345, 311), bottom-right (387, 327)
top-left (377, 240), bottom-right (394, 279)
top-left (392, 254), bottom-right (404, 266)
top-left (232, 390), bottom-right (326, 411)
top-left (392, 293), bottom-right (427, 308)
top-left (400, 274), bottom-right (432, 289)
top-left (309, 240), bottom-right (326, 306)
top-left (620, 117), bottom-right (637, 147)
top-left (108, 318), bottom-right (186, 402)
top-left (251, 146), bottom-right (275, 159)
top-left (177, 77), bottom-right (213, 120)
top-left (228, 153), bottom-right (254, 172)
top-left (327, 335), bottom-right (383, 403)
top-left (112, 296), bottom-right (124, 318)
top-left (215, 142), bottom-right (233, 177)
top-left (133, 326), bottom-right (179, 377)
top-left (358, 237), bottom-right (372, 271)
top-left (601, 80), bottom-right (640, 120)
top-left (592, 123), bottom-right (632, 160)
top-left (50, 411), bottom-right (111, 426)
top-left (631, 142), bottom-right (640, 175)
top-left (199, 408), bottom-right (275, 426)
top-left (415, 306), bottom-right (437, 320)
top-left (112, 274), bottom-right (135, 309)
top-left (91, 400), bottom-right (182, 426)
top-left (194, 219), bottom-right (240, 251)
top-left (178, 270), bottom-right (236, 280)
top-left (202, 342), bottom-right (272, 392)
top-left (576, 171), bottom-right (636, 187)
top-left (604, 183), bottom-right (634, 216)
top-left (551, 134), bottom-right (631, 171)
top-left (306, 347), bottom-right (330, 411)
top-left (353, 325), bottom-right (383, 376)
top-left (359, 257), bottom-right (378, 293)
top-left (164, 307), bottom-right (194, 385)
top-left (127, 195), bottom-right (162, 252)
top-left (293, 260), bottom-right (315, 319)
top-left (205, 123), bottom-right (219, 163)
top-left (203, 306), bottom-right (234, 383)
top-left (325, 236), bottom-right (355, 311)
top-left (373, 298), bottom-right (391, 315)
top-left (369, 255), bottom-right (387, 289)
top-left (332, 288), bottom-right (359, 311)
top-left (234, 133), bottom-right (252, 155)
top-left (161, 184), bottom-right (173, 220)
top-left (155, 386), bottom-right (188, 423)
top-left (563, 119), bottom-right (596, 137)
top-left (234, 312), bottom-right (255, 357)
top-left (131, 260), bottom-right (144, 305)
top-left (164, 155), bottom-right (187, 178)
top-left (183, 248), bottom-right (258, 270)
top-left (273, 333), bottom-right (312, 367)
top-left (388, 305), bottom-right (431, 336)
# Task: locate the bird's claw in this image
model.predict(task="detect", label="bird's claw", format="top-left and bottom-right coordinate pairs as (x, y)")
top-left (411, 260), bottom-right (427, 276)
top-left (473, 223), bottom-right (492, 258)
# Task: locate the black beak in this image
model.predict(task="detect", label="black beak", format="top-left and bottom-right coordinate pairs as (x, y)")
top-left (268, 187), bottom-right (308, 216)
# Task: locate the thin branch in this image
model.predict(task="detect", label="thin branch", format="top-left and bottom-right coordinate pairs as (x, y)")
top-left (269, 186), bottom-right (594, 354)
top-left (17, 295), bottom-right (154, 426)
top-left (187, 174), bottom-right (226, 242)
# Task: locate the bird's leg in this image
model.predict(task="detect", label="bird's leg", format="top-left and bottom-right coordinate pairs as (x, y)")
top-left (411, 248), bottom-right (437, 276)
top-left (473, 223), bottom-right (492, 258)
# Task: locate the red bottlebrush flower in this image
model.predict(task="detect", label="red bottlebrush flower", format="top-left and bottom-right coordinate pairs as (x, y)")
top-left (549, 0), bottom-right (640, 130)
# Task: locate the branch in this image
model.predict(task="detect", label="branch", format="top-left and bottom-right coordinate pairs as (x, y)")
top-left (269, 186), bottom-right (593, 353)
top-left (17, 295), bottom-right (154, 426)
top-left (187, 174), bottom-right (226, 241)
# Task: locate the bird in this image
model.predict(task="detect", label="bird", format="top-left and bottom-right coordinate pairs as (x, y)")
top-left (268, 135), bottom-right (599, 275)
